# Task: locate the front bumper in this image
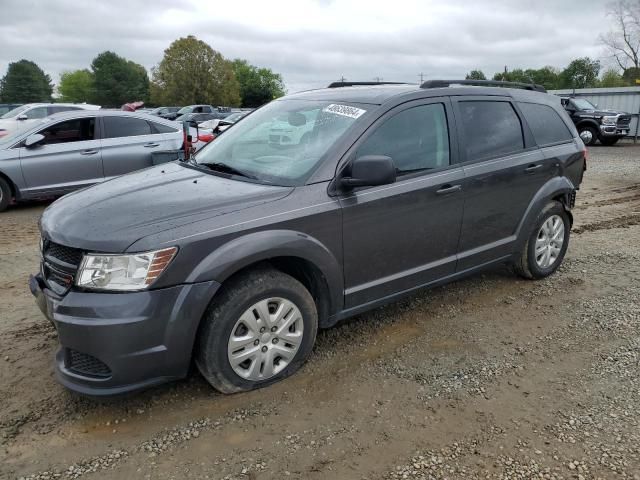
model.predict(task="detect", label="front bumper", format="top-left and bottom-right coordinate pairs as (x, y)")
top-left (29, 273), bottom-right (219, 396)
top-left (600, 124), bottom-right (629, 137)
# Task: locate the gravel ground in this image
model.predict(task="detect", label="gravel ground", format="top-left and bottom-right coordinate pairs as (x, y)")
top-left (0, 142), bottom-right (639, 480)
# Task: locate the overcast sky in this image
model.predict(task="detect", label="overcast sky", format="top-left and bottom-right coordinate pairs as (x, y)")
top-left (0, 0), bottom-right (611, 94)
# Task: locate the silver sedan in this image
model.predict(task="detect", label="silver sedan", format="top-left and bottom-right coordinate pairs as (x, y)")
top-left (0, 110), bottom-right (194, 212)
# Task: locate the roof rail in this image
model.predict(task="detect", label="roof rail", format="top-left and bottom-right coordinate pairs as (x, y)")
top-left (420, 79), bottom-right (546, 93)
top-left (327, 81), bottom-right (409, 88)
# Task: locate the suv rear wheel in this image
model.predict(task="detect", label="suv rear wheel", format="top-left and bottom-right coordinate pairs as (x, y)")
top-left (196, 267), bottom-right (318, 393)
top-left (514, 201), bottom-right (570, 279)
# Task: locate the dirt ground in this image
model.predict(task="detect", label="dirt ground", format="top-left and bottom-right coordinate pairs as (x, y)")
top-left (1, 144), bottom-right (639, 480)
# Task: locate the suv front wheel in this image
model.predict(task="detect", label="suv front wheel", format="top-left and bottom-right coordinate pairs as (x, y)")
top-left (514, 201), bottom-right (570, 279)
top-left (196, 267), bottom-right (318, 393)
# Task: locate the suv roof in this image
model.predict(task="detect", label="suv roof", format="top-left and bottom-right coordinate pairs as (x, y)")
top-left (289, 80), bottom-right (552, 106)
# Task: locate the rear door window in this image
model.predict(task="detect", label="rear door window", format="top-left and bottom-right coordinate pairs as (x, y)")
top-left (38, 118), bottom-right (96, 144)
top-left (458, 101), bottom-right (524, 161)
top-left (518, 102), bottom-right (574, 146)
top-left (150, 121), bottom-right (178, 134)
top-left (103, 116), bottom-right (152, 138)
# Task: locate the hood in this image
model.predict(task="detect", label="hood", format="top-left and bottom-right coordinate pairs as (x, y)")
top-left (40, 162), bottom-right (293, 252)
top-left (576, 109), bottom-right (629, 117)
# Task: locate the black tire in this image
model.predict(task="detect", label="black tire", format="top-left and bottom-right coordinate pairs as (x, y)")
top-left (0, 177), bottom-right (12, 212)
top-left (578, 125), bottom-right (598, 146)
top-left (513, 201), bottom-right (571, 280)
top-left (600, 136), bottom-right (620, 146)
top-left (195, 267), bottom-right (318, 394)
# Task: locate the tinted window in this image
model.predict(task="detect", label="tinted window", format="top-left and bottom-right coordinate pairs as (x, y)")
top-left (38, 118), bottom-right (95, 144)
top-left (518, 102), bottom-right (573, 146)
top-left (459, 101), bottom-right (524, 161)
top-left (151, 121), bottom-right (178, 134)
top-left (103, 116), bottom-right (152, 138)
top-left (25, 107), bottom-right (49, 119)
top-left (358, 103), bottom-right (450, 174)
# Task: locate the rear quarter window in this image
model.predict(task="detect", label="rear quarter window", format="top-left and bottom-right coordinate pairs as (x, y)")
top-left (518, 102), bottom-right (574, 146)
top-left (458, 101), bottom-right (524, 161)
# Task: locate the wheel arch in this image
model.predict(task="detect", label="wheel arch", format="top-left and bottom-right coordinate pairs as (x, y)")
top-left (186, 230), bottom-right (343, 327)
top-left (0, 169), bottom-right (18, 199)
top-left (515, 177), bottom-right (575, 249)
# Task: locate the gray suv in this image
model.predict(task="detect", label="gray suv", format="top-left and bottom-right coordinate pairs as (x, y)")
top-left (30, 80), bottom-right (586, 396)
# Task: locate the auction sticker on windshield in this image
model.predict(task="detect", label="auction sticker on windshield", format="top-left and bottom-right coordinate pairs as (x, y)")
top-left (323, 104), bottom-right (367, 119)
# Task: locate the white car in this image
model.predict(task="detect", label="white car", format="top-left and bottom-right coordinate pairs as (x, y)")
top-left (0, 103), bottom-right (101, 138)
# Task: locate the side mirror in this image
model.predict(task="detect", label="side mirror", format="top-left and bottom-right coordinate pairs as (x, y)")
top-left (24, 133), bottom-right (45, 148)
top-left (17, 114), bottom-right (28, 121)
top-left (341, 155), bottom-right (396, 188)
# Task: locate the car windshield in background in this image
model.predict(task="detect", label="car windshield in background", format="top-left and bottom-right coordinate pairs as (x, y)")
top-left (194, 100), bottom-right (368, 186)
top-left (1, 105), bottom-right (31, 119)
top-left (177, 106), bottom-right (194, 115)
top-left (223, 112), bottom-right (247, 123)
top-left (572, 99), bottom-right (597, 110)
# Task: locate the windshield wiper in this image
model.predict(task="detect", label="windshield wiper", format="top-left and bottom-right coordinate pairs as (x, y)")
top-left (200, 162), bottom-right (257, 180)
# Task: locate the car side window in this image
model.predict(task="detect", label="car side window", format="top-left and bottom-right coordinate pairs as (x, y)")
top-left (25, 107), bottom-right (49, 119)
top-left (357, 103), bottom-right (450, 174)
top-left (38, 118), bottom-right (96, 145)
top-left (517, 102), bottom-right (573, 146)
top-left (103, 116), bottom-right (152, 138)
top-left (150, 121), bottom-right (178, 134)
top-left (458, 101), bottom-right (524, 161)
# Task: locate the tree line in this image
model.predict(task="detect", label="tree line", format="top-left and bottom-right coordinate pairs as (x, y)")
top-left (465, 57), bottom-right (637, 90)
top-left (0, 36), bottom-right (285, 108)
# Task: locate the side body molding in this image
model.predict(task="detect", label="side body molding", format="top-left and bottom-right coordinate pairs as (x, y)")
top-left (185, 229), bottom-right (344, 316)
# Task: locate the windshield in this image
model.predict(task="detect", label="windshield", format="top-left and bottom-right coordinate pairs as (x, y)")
top-left (1, 105), bottom-right (31, 119)
top-left (177, 106), bottom-right (194, 114)
top-left (571, 99), bottom-right (597, 110)
top-left (194, 99), bottom-right (368, 186)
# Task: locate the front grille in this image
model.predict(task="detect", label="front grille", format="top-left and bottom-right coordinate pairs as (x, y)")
top-left (65, 349), bottom-right (111, 378)
top-left (45, 241), bottom-right (84, 267)
top-left (42, 240), bottom-right (84, 294)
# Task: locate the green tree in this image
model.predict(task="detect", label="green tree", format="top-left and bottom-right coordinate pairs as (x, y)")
top-left (0, 59), bottom-right (53, 102)
top-left (90, 51), bottom-right (149, 107)
top-left (232, 59), bottom-right (286, 107)
top-left (151, 36), bottom-right (241, 107)
top-left (524, 66), bottom-right (560, 90)
top-left (465, 69), bottom-right (486, 80)
top-left (622, 66), bottom-right (640, 85)
top-left (600, 68), bottom-right (627, 87)
top-left (58, 69), bottom-right (94, 103)
top-left (558, 57), bottom-right (600, 89)
top-left (492, 68), bottom-right (531, 83)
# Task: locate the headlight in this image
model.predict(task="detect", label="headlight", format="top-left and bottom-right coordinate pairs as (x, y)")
top-left (76, 247), bottom-right (177, 291)
top-left (602, 115), bottom-right (618, 126)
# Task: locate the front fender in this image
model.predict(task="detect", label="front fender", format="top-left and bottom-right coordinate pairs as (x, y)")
top-left (185, 229), bottom-right (344, 314)
top-left (515, 176), bottom-right (575, 247)
top-left (575, 118), bottom-right (600, 130)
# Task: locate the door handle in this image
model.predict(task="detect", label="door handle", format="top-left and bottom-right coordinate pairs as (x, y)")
top-left (524, 164), bottom-right (543, 173)
top-left (81, 149), bottom-right (98, 155)
top-left (436, 184), bottom-right (462, 195)
top-left (144, 143), bottom-right (160, 148)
